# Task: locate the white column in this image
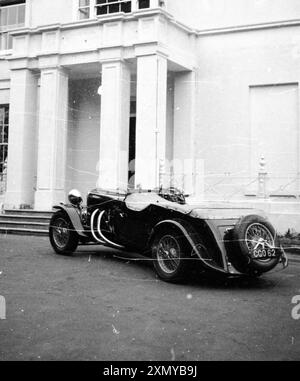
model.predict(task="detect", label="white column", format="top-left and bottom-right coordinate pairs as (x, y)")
top-left (150, 0), bottom-right (160, 8)
top-left (72, 0), bottom-right (79, 21)
top-left (5, 69), bottom-right (38, 209)
top-left (34, 68), bottom-right (69, 210)
top-left (25, 0), bottom-right (32, 27)
top-left (90, 0), bottom-right (96, 17)
top-left (135, 54), bottom-right (167, 189)
top-left (97, 60), bottom-right (131, 190)
top-left (173, 71), bottom-right (197, 196)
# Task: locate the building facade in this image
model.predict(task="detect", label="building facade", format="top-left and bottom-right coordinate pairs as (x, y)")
top-left (1, 0), bottom-right (300, 232)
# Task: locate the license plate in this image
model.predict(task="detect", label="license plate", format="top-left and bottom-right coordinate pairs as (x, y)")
top-left (252, 248), bottom-right (277, 259)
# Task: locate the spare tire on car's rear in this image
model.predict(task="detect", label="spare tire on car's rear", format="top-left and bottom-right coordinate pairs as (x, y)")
top-left (227, 215), bottom-right (280, 275)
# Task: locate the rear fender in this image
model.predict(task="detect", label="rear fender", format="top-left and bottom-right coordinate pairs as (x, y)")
top-left (53, 204), bottom-right (87, 237)
top-left (151, 219), bottom-right (228, 274)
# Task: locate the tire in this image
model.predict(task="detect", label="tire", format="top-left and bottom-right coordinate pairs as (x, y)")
top-left (49, 211), bottom-right (79, 255)
top-left (229, 215), bottom-right (280, 275)
top-left (151, 226), bottom-right (191, 283)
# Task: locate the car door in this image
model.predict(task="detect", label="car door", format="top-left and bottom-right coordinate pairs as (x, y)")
top-left (113, 204), bottom-right (151, 250)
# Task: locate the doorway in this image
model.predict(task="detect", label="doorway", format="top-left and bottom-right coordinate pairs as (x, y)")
top-left (128, 116), bottom-right (136, 189)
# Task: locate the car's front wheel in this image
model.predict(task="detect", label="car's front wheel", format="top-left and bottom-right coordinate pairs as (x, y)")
top-left (152, 226), bottom-right (191, 283)
top-left (49, 211), bottom-right (79, 255)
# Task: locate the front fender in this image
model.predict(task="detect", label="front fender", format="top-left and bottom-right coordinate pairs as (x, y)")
top-left (151, 219), bottom-right (228, 274)
top-left (53, 204), bottom-right (87, 237)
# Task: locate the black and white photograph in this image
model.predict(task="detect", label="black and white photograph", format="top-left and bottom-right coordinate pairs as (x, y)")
top-left (0, 0), bottom-right (299, 366)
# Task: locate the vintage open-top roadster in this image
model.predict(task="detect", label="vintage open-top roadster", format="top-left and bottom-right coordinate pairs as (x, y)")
top-left (49, 188), bottom-right (288, 282)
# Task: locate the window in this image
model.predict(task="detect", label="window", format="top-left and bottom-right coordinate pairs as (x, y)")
top-left (78, 0), bottom-right (91, 20)
top-left (0, 105), bottom-right (9, 195)
top-left (0, 1), bottom-right (26, 51)
top-left (95, 0), bottom-right (131, 15)
top-left (77, 0), bottom-right (152, 20)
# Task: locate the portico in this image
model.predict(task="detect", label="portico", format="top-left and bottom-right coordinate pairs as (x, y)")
top-left (3, 8), bottom-right (198, 210)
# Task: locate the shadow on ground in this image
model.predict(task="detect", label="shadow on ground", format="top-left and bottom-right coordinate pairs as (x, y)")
top-left (67, 246), bottom-right (283, 291)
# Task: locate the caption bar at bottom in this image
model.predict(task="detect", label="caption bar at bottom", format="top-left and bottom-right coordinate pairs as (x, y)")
top-left (102, 365), bottom-right (197, 378)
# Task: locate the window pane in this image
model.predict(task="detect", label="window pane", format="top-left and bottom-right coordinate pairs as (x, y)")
top-left (96, 0), bottom-right (108, 15)
top-left (79, 7), bottom-right (90, 19)
top-left (79, 0), bottom-right (90, 6)
top-left (107, 0), bottom-right (119, 14)
top-left (4, 126), bottom-right (9, 143)
top-left (98, 6), bottom-right (107, 15)
top-left (7, 6), bottom-right (17, 27)
top-left (139, 0), bottom-right (150, 9)
top-left (4, 108), bottom-right (9, 126)
top-left (17, 4), bottom-right (25, 25)
top-left (121, 1), bottom-right (131, 13)
top-left (3, 145), bottom-right (7, 161)
top-left (0, 8), bottom-right (8, 30)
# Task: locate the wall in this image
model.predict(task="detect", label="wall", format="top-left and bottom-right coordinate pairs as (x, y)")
top-left (27, 0), bottom-right (300, 31)
top-left (249, 83), bottom-right (299, 193)
top-left (194, 25), bottom-right (300, 201)
top-left (30, 0), bottom-right (74, 27)
top-left (0, 60), bottom-right (10, 80)
top-left (0, 86), bottom-right (9, 104)
top-left (166, 0), bottom-right (300, 30)
top-left (67, 78), bottom-right (101, 200)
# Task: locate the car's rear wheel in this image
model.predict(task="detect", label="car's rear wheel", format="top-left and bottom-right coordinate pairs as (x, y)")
top-left (49, 211), bottom-right (79, 255)
top-left (152, 226), bottom-right (191, 282)
top-left (229, 215), bottom-right (280, 275)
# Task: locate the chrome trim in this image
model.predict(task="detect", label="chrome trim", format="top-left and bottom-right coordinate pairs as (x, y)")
top-left (97, 211), bottom-right (125, 249)
top-left (90, 210), bottom-right (106, 244)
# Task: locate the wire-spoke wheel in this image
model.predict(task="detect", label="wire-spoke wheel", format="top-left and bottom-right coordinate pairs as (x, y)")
top-left (152, 227), bottom-right (191, 283)
top-left (229, 215), bottom-right (280, 275)
top-left (49, 211), bottom-right (79, 255)
top-left (157, 235), bottom-right (181, 275)
top-left (52, 218), bottom-right (70, 249)
top-left (245, 223), bottom-right (275, 263)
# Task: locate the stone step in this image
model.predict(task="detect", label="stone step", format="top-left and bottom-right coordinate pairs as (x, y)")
top-left (0, 210), bottom-right (52, 236)
top-left (0, 214), bottom-right (51, 223)
top-left (0, 227), bottom-right (49, 236)
top-left (0, 220), bottom-right (49, 231)
top-left (3, 209), bottom-right (53, 218)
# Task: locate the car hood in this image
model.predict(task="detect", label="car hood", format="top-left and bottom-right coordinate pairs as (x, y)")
top-left (152, 198), bottom-right (267, 220)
